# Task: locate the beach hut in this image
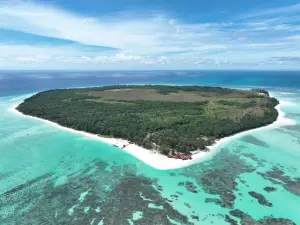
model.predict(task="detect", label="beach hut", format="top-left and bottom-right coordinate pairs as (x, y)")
top-left (186, 155), bottom-right (192, 160)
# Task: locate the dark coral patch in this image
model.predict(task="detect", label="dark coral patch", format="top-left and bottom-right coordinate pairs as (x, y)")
top-left (230, 209), bottom-right (296, 225)
top-left (185, 181), bottom-right (198, 193)
top-left (241, 135), bottom-right (269, 148)
top-left (225, 215), bottom-right (238, 225)
top-left (264, 186), bottom-right (277, 193)
top-left (248, 191), bottom-right (272, 207)
top-left (258, 167), bottom-right (300, 197)
top-left (0, 160), bottom-right (192, 225)
top-left (184, 148), bottom-right (255, 209)
top-left (178, 182), bottom-right (184, 186)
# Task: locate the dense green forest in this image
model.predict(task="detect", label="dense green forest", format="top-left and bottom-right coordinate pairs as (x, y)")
top-left (17, 85), bottom-right (279, 154)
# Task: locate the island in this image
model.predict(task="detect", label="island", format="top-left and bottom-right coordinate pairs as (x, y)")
top-left (16, 85), bottom-right (279, 156)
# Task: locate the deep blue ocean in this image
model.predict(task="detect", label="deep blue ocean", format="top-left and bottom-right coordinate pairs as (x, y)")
top-left (1, 70), bottom-right (300, 97)
top-left (1, 70), bottom-right (300, 225)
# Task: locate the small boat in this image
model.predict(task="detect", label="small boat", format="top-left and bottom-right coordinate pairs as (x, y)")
top-left (186, 155), bottom-right (192, 160)
top-left (179, 153), bottom-right (186, 160)
top-left (173, 154), bottom-right (179, 159)
top-left (113, 144), bottom-right (118, 147)
top-left (179, 153), bottom-right (187, 160)
top-left (168, 154), bottom-right (173, 158)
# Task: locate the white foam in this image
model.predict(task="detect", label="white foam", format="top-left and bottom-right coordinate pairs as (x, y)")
top-left (280, 100), bottom-right (297, 106)
top-left (278, 92), bottom-right (294, 95)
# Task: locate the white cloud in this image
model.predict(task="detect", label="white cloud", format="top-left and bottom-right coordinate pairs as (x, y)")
top-left (286, 35), bottom-right (300, 40)
top-left (0, 1), bottom-right (161, 52)
top-left (270, 56), bottom-right (300, 63)
top-left (115, 53), bottom-right (143, 61)
top-left (157, 56), bottom-right (169, 64)
top-left (243, 3), bottom-right (300, 18)
top-left (0, 1), bottom-right (300, 69)
top-left (0, 1), bottom-right (234, 55)
top-left (15, 55), bottom-right (50, 62)
top-left (247, 43), bottom-right (284, 48)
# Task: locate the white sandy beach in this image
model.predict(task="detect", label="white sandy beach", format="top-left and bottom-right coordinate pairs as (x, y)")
top-left (8, 95), bottom-right (296, 170)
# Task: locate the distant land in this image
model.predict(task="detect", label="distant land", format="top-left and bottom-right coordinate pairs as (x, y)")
top-left (17, 85), bottom-right (279, 154)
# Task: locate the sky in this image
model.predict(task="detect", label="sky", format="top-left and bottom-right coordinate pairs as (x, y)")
top-left (1, 0), bottom-right (300, 70)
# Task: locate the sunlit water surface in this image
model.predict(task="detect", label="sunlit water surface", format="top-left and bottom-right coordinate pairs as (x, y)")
top-left (0, 71), bottom-right (300, 225)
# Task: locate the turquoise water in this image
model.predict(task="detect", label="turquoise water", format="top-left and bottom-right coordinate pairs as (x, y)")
top-left (1, 73), bottom-right (300, 224)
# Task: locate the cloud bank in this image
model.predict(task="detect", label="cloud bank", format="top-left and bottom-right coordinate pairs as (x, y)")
top-left (0, 1), bottom-right (300, 69)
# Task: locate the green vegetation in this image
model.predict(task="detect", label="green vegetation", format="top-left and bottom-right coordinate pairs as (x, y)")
top-left (17, 85), bottom-right (279, 154)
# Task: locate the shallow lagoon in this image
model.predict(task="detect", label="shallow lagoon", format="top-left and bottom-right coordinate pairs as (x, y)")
top-left (0, 83), bottom-right (300, 224)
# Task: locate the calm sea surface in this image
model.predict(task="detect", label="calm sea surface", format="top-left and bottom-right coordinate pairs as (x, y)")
top-left (0, 71), bottom-right (300, 225)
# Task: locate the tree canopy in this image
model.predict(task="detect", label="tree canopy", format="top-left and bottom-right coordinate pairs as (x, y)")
top-left (17, 85), bottom-right (279, 154)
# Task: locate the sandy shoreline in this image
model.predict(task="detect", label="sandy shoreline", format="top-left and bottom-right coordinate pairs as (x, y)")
top-left (8, 96), bottom-right (296, 170)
